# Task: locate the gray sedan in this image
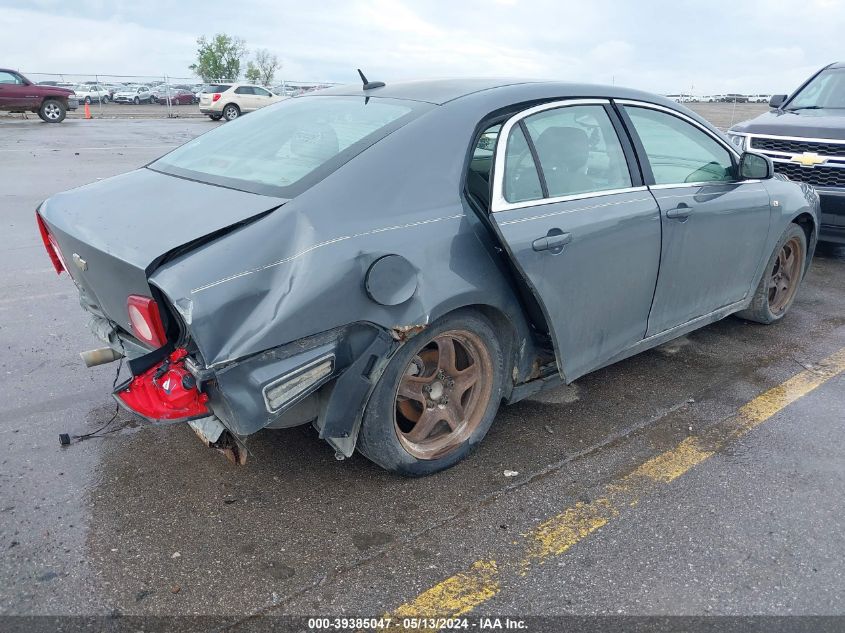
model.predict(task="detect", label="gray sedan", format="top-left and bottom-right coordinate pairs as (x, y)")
top-left (36, 78), bottom-right (820, 475)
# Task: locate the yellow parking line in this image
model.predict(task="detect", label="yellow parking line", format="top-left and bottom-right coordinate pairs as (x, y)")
top-left (389, 346), bottom-right (845, 622)
top-left (393, 560), bottom-right (500, 618)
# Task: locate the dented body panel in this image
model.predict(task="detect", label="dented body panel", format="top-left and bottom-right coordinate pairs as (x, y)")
top-left (38, 78), bottom-right (821, 458)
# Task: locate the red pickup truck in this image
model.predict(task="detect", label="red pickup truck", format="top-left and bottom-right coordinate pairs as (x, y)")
top-left (0, 69), bottom-right (78, 122)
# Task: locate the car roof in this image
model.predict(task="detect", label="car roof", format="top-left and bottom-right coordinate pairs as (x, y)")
top-left (312, 77), bottom-right (679, 108)
top-left (317, 78), bottom-right (540, 104)
top-left (827, 61), bottom-right (845, 69)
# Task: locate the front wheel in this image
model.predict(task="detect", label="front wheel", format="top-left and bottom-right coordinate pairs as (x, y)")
top-left (209, 114), bottom-right (222, 121)
top-left (39, 99), bottom-right (66, 123)
top-left (101, 95), bottom-right (109, 104)
top-left (84, 96), bottom-right (91, 104)
top-left (737, 224), bottom-right (807, 324)
top-left (222, 104), bottom-right (240, 121)
top-left (357, 311), bottom-right (505, 476)
top-left (133, 96), bottom-right (140, 105)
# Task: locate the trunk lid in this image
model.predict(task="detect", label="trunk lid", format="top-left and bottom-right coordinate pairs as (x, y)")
top-left (40, 168), bottom-right (286, 336)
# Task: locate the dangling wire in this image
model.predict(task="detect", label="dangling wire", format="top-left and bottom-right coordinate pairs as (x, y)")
top-left (73, 355), bottom-right (125, 441)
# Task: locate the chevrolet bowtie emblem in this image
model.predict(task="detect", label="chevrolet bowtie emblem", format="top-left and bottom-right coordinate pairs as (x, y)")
top-left (791, 152), bottom-right (827, 167)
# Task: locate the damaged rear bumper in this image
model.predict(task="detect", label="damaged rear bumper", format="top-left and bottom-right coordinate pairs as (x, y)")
top-left (109, 322), bottom-right (398, 459)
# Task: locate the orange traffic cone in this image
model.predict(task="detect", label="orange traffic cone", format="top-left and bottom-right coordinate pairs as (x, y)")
top-left (84, 103), bottom-right (91, 119)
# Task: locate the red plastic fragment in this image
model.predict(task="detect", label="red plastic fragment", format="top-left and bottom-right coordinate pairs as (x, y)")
top-left (115, 348), bottom-right (209, 421)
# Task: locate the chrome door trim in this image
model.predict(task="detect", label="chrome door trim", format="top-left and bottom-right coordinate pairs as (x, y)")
top-left (491, 98), bottom-right (619, 213)
top-left (649, 180), bottom-right (762, 190)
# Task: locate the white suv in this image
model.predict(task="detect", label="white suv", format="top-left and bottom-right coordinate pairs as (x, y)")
top-left (198, 83), bottom-right (285, 121)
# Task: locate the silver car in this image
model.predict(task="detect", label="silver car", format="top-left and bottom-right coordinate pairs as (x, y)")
top-left (37, 78), bottom-right (820, 475)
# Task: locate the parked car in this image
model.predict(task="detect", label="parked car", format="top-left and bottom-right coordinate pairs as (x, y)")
top-left (113, 85), bottom-right (153, 104)
top-left (0, 68), bottom-right (78, 122)
top-left (728, 62), bottom-right (845, 244)
top-left (36, 78), bottom-right (819, 475)
top-left (157, 89), bottom-right (196, 106)
top-left (150, 85), bottom-right (176, 103)
top-left (73, 84), bottom-right (110, 104)
top-left (198, 83), bottom-right (284, 121)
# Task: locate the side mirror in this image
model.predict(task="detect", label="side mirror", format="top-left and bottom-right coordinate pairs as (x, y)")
top-left (769, 94), bottom-right (787, 109)
top-left (739, 151), bottom-right (773, 180)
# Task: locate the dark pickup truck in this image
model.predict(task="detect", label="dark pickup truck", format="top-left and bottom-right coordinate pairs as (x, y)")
top-left (0, 68), bottom-right (78, 122)
top-left (728, 62), bottom-right (845, 244)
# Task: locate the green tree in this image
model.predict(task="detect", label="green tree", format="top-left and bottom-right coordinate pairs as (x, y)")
top-left (245, 62), bottom-right (261, 84)
top-left (189, 34), bottom-right (247, 82)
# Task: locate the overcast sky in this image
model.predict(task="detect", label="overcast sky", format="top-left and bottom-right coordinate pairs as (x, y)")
top-left (2, 0), bottom-right (842, 93)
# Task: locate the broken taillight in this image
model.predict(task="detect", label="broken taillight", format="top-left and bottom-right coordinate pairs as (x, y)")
top-left (36, 212), bottom-right (66, 275)
top-left (212, 93), bottom-right (221, 102)
top-left (115, 348), bottom-right (209, 421)
top-left (127, 295), bottom-right (168, 348)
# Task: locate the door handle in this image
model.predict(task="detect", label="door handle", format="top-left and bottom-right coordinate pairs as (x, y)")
top-left (665, 203), bottom-right (692, 220)
top-left (532, 231), bottom-right (572, 253)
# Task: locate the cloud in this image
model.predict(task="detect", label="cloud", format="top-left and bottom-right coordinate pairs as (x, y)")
top-left (0, 0), bottom-right (842, 93)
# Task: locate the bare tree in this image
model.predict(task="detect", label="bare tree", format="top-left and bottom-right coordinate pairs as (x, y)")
top-left (245, 49), bottom-right (281, 87)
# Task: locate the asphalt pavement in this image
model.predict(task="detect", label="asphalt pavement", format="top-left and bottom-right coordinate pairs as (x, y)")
top-left (0, 114), bottom-right (843, 631)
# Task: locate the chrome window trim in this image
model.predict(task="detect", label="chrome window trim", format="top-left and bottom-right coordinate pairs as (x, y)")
top-left (649, 180), bottom-right (762, 190)
top-left (491, 98), bottom-right (640, 213)
top-left (493, 185), bottom-right (648, 212)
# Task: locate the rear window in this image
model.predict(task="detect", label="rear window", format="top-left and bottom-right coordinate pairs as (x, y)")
top-left (150, 95), bottom-right (431, 197)
top-left (208, 84), bottom-right (231, 92)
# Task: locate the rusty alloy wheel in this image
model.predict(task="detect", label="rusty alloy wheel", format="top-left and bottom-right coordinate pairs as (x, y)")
top-left (394, 330), bottom-right (493, 460)
top-left (768, 236), bottom-right (804, 315)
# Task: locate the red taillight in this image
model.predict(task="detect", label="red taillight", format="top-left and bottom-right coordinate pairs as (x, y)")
top-left (127, 295), bottom-right (167, 348)
top-left (36, 212), bottom-right (66, 274)
top-left (212, 93), bottom-right (221, 102)
top-left (115, 348), bottom-right (209, 421)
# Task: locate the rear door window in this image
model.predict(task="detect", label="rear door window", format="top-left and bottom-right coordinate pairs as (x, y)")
top-left (521, 104), bottom-right (632, 198)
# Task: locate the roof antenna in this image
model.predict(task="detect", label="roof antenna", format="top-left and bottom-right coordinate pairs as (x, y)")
top-left (357, 69), bottom-right (385, 90)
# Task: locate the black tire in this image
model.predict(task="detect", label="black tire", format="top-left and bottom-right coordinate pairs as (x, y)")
top-left (84, 96), bottom-right (91, 104)
top-left (39, 99), bottom-right (66, 123)
top-left (101, 95), bottom-right (109, 104)
top-left (133, 96), bottom-right (140, 105)
top-left (737, 223), bottom-right (807, 324)
top-left (222, 103), bottom-right (240, 121)
top-left (209, 114), bottom-right (222, 121)
top-left (357, 310), bottom-right (506, 476)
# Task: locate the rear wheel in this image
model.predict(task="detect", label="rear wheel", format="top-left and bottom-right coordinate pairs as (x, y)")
top-left (357, 311), bottom-right (505, 476)
top-left (223, 103), bottom-right (240, 121)
top-left (737, 224), bottom-right (807, 324)
top-left (39, 99), bottom-right (66, 123)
